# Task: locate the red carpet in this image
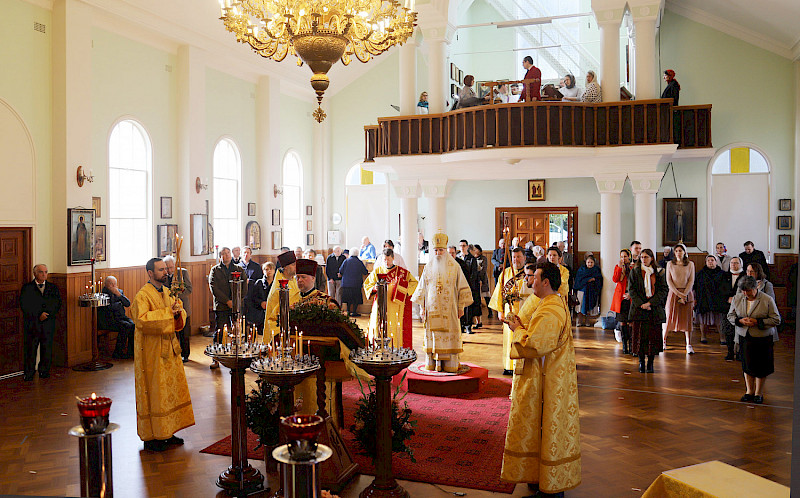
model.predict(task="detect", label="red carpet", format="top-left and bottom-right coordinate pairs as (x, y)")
top-left (201, 377), bottom-right (515, 494)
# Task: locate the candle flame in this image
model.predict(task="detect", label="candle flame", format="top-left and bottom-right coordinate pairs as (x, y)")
top-left (91, 392), bottom-right (97, 400)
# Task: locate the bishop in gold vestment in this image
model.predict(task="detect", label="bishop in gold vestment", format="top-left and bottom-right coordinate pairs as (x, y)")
top-left (411, 233), bottom-right (473, 373)
top-left (502, 262), bottom-right (581, 494)
top-left (364, 249), bottom-right (418, 348)
top-left (132, 258), bottom-right (195, 450)
top-left (489, 248), bottom-right (533, 372)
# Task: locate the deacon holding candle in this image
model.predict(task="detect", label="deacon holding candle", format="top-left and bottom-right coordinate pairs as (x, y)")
top-left (363, 248), bottom-right (418, 348)
top-left (131, 257), bottom-right (195, 452)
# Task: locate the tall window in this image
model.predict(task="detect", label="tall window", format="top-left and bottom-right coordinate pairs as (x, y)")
top-left (109, 119), bottom-right (152, 267)
top-left (282, 151), bottom-right (303, 248)
top-left (213, 138), bottom-right (242, 249)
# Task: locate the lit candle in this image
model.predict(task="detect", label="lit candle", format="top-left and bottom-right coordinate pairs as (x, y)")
top-left (77, 392), bottom-right (112, 434)
top-left (299, 332), bottom-right (303, 357)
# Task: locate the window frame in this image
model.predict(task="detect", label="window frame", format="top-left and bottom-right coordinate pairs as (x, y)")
top-left (212, 136), bottom-right (243, 251)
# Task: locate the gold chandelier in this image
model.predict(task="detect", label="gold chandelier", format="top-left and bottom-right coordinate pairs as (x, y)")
top-left (219, 0), bottom-right (417, 122)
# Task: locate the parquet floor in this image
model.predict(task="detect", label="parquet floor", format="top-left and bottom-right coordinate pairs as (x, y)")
top-left (0, 307), bottom-right (793, 497)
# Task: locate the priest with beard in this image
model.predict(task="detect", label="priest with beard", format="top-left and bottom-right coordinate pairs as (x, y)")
top-left (132, 257), bottom-right (194, 452)
top-left (489, 247), bottom-right (534, 376)
top-left (411, 233), bottom-right (473, 373)
top-left (263, 250), bottom-right (300, 341)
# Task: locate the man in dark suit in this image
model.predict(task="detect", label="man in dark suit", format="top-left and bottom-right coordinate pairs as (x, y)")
top-left (492, 238), bottom-right (509, 282)
top-left (98, 275), bottom-right (135, 359)
top-left (238, 246), bottom-right (263, 331)
top-left (739, 240), bottom-right (770, 280)
top-left (448, 245), bottom-right (475, 334)
top-left (19, 264), bottom-right (62, 381)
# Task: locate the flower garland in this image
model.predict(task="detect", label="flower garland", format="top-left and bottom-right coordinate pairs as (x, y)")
top-left (350, 373), bottom-right (417, 462)
top-left (287, 301), bottom-right (365, 341)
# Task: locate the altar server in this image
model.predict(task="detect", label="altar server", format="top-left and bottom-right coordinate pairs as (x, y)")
top-left (489, 247), bottom-right (533, 375)
top-left (364, 248), bottom-right (418, 348)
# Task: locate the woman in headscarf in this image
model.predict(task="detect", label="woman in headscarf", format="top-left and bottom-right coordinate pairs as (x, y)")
top-left (664, 243), bottom-right (696, 353)
top-left (693, 254), bottom-right (727, 344)
top-left (628, 249), bottom-right (668, 373)
top-left (661, 69), bottom-right (680, 105)
top-left (574, 254), bottom-right (603, 326)
top-left (581, 70), bottom-right (602, 103)
top-left (560, 74), bottom-right (582, 101)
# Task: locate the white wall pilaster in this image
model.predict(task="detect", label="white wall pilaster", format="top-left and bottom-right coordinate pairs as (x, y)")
top-left (176, 45), bottom-right (206, 262)
top-left (628, 172), bottom-right (664, 251)
top-left (595, 174), bottom-right (626, 313)
top-left (398, 38), bottom-right (418, 115)
top-left (392, 180), bottom-right (421, 276)
top-left (256, 76), bottom-right (282, 253)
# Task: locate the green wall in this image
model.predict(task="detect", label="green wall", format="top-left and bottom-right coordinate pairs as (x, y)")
top-left (0, 0), bottom-right (52, 264)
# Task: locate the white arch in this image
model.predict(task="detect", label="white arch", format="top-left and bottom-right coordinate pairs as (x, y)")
top-left (282, 149), bottom-right (304, 248)
top-left (213, 136), bottom-right (243, 248)
top-left (0, 98), bottom-right (36, 226)
top-left (706, 142), bottom-right (774, 258)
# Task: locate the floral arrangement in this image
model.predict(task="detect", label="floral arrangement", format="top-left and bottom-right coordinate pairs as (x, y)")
top-left (287, 301), bottom-right (365, 341)
top-left (244, 378), bottom-right (281, 449)
top-left (350, 373), bottom-right (416, 462)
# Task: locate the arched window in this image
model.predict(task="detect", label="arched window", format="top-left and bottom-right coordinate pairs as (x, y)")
top-left (108, 119), bottom-right (152, 267)
top-left (708, 143), bottom-right (772, 255)
top-left (282, 151), bottom-right (303, 248)
top-left (213, 138), bottom-right (242, 250)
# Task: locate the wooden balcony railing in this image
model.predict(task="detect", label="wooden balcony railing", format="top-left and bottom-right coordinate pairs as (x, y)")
top-left (363, 99), bottom-right (712, 162)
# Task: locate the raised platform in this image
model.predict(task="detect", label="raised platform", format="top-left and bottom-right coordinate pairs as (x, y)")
top-left (392, 362), bottom-right (488, 396)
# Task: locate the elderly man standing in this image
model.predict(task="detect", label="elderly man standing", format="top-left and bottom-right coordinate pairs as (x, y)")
top-left (411, 233), bottom-right (473, 373)
top-left (359, 236), bottom-right (376, 260)
top-left (98, 276), bottom-right (135, 359)
top-left (238, 246), bottom-right (263, 330)
top-left (209, 246), bottom-right (236, 369)
top-left (492, 238), bottom-right (508, 283)
top-left (19, 264), bottom-right (62, 381)
top-left (503, 262), bottom-right (581, 496)
top-left (325, 246), bottom-right (346, 304)
top-left (132, 258), bottom-right (194, 452)
top-left (165, 255), bottom-right (193, 363)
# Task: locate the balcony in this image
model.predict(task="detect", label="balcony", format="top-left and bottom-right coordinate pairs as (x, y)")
top-left (363, 99), bottom-right (711, 162)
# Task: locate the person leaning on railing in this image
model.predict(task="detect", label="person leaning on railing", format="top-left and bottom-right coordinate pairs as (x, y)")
top-left (457, 75), bottom-right (490, 108)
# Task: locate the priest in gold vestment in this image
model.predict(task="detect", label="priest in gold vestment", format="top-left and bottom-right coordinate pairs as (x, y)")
top-left (132, 258), bottom-right (195, 452)
top-left (502, 262), bottom-right (581, 496)
top-left (264, 251), bottom-right (300, 340)
top-left (489, 247), bottom-right (533, 375)
top-left (411, 233), bottom-right (473, 373)
top-left (364, 248), bottom-right (418, 348)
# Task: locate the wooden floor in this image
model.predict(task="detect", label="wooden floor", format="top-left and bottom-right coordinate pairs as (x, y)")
top-left (0, 308), bottom-right (793, 497)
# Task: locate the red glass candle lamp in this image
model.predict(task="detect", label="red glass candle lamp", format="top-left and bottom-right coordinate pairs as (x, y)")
top-left (279, 279), bottom-right (288, 289)
top-left (281, 414), bottom-right (324, 461)
top-left (77, 393), bottom-right (112, 434)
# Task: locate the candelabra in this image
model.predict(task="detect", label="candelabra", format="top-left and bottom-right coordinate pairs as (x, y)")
top-left (74, 258), bottom-right (112, 372)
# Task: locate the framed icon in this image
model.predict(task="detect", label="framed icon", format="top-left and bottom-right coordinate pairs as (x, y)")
top-left (248, 202), bottom-right (256, 217)
top-left (306, 220), bottom-right (312, 232)
top-left (190, 214), bottom-right (209, 255)
top-left (68, 208), bottom-right (95, 265)
top-left (662, 198), bottom-right (698, 247)
top-left (306, 205), bottom-right (313, 216)
top-left (157, 224), bottom-right (178, 257)
top-left (272, 209), bottom-right (281, 226)
top-left (92, 197), bottom-right (101, 218)
top-left (306, 233), bottom-right (315, 246)
top-left (245, 221), bottom-right (261, 250)
top-left (528, 179), bottom-right (545, 201)
top-left (779, 199), bottom-right (792, 211)
top-left (778, 234), bottom-right (792, 249)
top-left (160, 196), bottom-right (172, 219)
top-left (777, 216), bottom-right (793, 230)
top-left (272, 230), bottom-right (282, 250)
top-left (94, 225), bottom-right (106, 262)
top-left (595, 212), bottom-right (601, 234)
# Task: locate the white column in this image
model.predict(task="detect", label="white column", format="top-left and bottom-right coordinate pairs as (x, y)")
top-left (51, 0), bottom-right (93, 272)
top-left (595, 175), bottom-right (626, 313)
top-left (592, 1), bottom-right (625, 103)
top-left (426, 38), bottom-right (448, 114)
top-left (630, 3), bottom-right (659, 100)
top-left (176, 45), bottom-right (206, 262)
top-left (392, 181), bottom-right (421, 276)
top-left (421, 179), bottom-right (450, 236)
top-left (256, 76), bottom-right (281, 253)
top-left (398, 39), bottom-right (417, 115)
top-left (628, 172), bottom-right (664, 251)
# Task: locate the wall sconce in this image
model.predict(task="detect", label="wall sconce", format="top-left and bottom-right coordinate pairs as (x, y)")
top-left (273, 184), bottom-right (283, 198)
top-left (76, 166), bottom-right (94, 187)
top-left (195, 177), bottom-right (209, 193)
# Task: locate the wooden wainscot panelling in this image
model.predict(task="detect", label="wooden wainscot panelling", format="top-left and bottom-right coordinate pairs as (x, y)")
top-left (50, 272), bottom-right (93, 368)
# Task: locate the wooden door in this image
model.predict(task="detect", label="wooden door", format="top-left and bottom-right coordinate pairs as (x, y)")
top-left (0, 228), bottom-right (31, 376)
top-left (512, 213), bottom-right (548, 248)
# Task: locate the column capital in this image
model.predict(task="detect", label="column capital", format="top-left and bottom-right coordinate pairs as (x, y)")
top-left (628, 172), bottom-right (664, 194)
top-left (592, 0), bottom-right (626, 27)
top-left (595, 174), bottom-right (627, 194)
top-left (392, 180), bottom-right (421, 199)
top-left (421, 24), bottom-right (456, 44)
top-left (627, 1), bottom-right (661, 21)
top-left (420, 179), bottom-right (451, 198)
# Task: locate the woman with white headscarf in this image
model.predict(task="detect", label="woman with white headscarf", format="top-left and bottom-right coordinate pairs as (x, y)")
top-left (664, 243), bottom-right (696, 353)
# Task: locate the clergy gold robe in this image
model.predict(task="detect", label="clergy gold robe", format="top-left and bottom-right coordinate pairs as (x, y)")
top-left (411, 256), bottom-right (473, 368)
top-left (363, 264), bottom-right (418, 348)
top-left (501, 293), bottom-right (580, 493)
top-left (263, 269), bottom-right (300, 340)
top-left (488, 267), bottom-right (532, 371)
top-left (132, 283), bottom-right (195, 441)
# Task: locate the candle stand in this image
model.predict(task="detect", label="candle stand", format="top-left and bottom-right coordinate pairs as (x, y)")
top-left (349, 275), bottom-right (416, 498)
top-left (74, 259), bottom-right (112, 372)
top-left (68, 423), bottom-right (119, 498)
top-left (204, 272), bottom-right (267, 495)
